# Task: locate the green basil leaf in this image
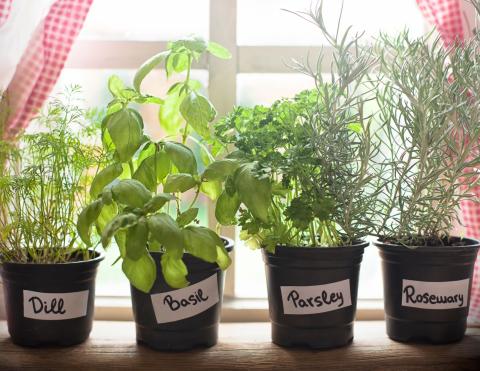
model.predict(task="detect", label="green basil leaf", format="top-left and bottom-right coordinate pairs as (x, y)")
top-left (96, 202), bottom-right (118, 234)
top-left (158, 90), bottom-right (185, 135)
top-left (101, 182), bottom-right (116, 205)
top-left (170, 36), bottom-right (207, 54)
top-left (101, 124), bottom-right (115, 153)
top-left (216, 243), bottom-right (232, 270)
top-left (77, 199), bottom-right (103, 246)
top-left (137, 141), bottom-right (155, 164)
top-left (207, 41), bottom-right (232, 59)
top-left (115, 230), bottom-right (127, 258)
top-left (134, 50), bottom-right (169, 92)
top-left (143, 193), bottom-right (176, 214)
top-left (119, 88), bottom-right (138, 100)
top-left (148, 236), bottom-right (162, 252)
top-left (129, 109), bottom-right (145, 129)
top-left (106, 101), bottom-right (123, 116)
top-left (200, 180), bottom-right (222, 200)
top-left (176, 208), bottom-right (199, 227)
top-left (163, 173), bottom-right (197, 193)
top-left (125, 218), bottom-right (148, 260)
top-left (90, 163), bottom-right (123, 198)
top-left (167, 82), bottom-right (183, 95)
top-left (182, 226), bottom-right (218, 263)
top-left (234, 163), bottom-right (271, 223)
top-left (108, 75), bottom-right (125, 97)
top-left (122, 251), bottom-right (156, 293)
top-left (215, 191), bottom-right (240, 225)
top-left (198, 140), bottom-right (214, 167)
top-left (112, 179), bottom-right (152, 208)
top-left (171, 52), bottom-right (189, 73)
top-left (163, 141), bottom-right (196, 174)
top-left (136, 95), bottom-right (164, 105)
top-left (101, 213), bottom-right (139, 248)
top-left (179, 92), bottom-right (216, 139)
top-left (225, 176), bottom-right (236, 196)
top-left (161, 253), bottom-right (188, 289)
top-left (133, 151), bottom-right (171, 191)
top-left (106, 109), bottom-right (143, 162)
top-left (148, 213), bottom-right (183, 255)
top-left (202, 159), bottom-right (239, 181)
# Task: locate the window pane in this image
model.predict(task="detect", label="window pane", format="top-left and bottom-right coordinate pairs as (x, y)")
top-left (52, 68), bottom-right (209, 296)
top-left (80, 0), bottom-right (209, 41)
top-left (237, 73), bottom-right (315, 106)
top-left (234, 73), bottom-right (383, 299)
top-left (238, 0), bottom-right (424, 45)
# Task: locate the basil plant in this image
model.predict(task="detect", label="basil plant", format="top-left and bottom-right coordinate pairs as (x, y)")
top-left (77, 37), bottom-right (235, 293)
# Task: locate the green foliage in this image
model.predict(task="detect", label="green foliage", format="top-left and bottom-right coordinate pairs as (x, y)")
top-left (372, 28), bottom-right (480, 246)
top-left (78, 37), bottom-right (233, 292)
top-left (215, 3), bottom-right (380, 249)
top-left (0, 87), bottom-right (104, 263)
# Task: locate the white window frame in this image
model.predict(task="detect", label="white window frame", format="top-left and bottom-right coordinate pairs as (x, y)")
top-left (65, 0), bottom-right (383, 321)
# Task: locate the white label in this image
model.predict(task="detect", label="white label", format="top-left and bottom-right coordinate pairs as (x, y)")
top-left (281, 279), bottom-right (352, 315)
top-left (150, 274), bottom-right (219, 324)
top-left (23, 290), bottom-right (89, 320)
top-left (402, 279), bottom-right (469, 309)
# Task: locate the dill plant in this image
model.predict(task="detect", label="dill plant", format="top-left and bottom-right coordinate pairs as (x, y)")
top-left (0, 87), bottom-right (103, 263)
top-left (216, 3), bottom-right (381, 249)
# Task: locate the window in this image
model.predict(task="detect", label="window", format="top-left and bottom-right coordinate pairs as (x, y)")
top-left (55, 0), bottom-right (427, 316)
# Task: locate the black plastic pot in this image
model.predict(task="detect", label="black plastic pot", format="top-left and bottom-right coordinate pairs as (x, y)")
top-left (131, 238), bottom-right (233, 351)
top-left (262, 241), bottom-right (367, 349)
top-left (0, 250), bottom-right (104, 347)
top-left (376, 238), bottom-right (480, 344)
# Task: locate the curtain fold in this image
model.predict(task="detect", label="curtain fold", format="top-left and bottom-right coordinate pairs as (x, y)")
top-left (1, 0), bottom-right (93, 140)
top-left (417, 0), bottom-right (480, 325)
top-left (0, 0), bottom-right (12, 27)
top-left (0, 0), bottom-right (93, 320)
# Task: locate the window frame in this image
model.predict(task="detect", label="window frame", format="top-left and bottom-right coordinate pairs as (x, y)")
top-left (65, 0), bottom-right (397, 321)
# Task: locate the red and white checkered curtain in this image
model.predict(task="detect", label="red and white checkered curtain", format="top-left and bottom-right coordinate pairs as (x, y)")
top-left (1, 0), bottom-right (93, 140)
top-left (0, 0), bottom-right (12, 27)
top-left (417, 0), bottom-right (480, 324)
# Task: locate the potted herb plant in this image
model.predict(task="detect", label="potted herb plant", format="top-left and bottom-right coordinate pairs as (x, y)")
top-left (215, 6), bottom-right (379, 348)
top-left (77, 36), bottom-right (235, 350)
top-left (0, 89), bottom-right (104, 346)
top-left (372, 29), bottom-right (480, 343)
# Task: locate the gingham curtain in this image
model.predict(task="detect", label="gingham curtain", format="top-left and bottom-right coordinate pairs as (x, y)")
top-left (417, 0), bottom-right (480, 325)
top-left (0, 0), bottom-right (11, 27)
top-left (0, 0), bottom-right (93, 140)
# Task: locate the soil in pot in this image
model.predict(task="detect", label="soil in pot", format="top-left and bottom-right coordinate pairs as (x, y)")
top-left (376, 237), bottom-right (480, 344)
top-left (130, 238), bottom-right (234, 351)
top-left (262, 241), bottom-right (367, 349)
top-left (0, 250), bottom-right (104, 347)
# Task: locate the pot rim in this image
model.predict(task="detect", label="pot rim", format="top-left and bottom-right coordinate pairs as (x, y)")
top-left (0, 248), bottom-right (105, 266)
top-left (374, 236), bottom-right (480, 252)
top-left (264, 239), bottom-right (369, 253)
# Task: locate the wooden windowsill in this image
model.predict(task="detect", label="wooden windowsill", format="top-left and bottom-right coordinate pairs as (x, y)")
top-left (0, 321), bottom-right (479, 370)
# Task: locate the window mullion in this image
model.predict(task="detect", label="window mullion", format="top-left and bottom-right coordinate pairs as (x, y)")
top-left (208, 0), bottom-right (237, 298)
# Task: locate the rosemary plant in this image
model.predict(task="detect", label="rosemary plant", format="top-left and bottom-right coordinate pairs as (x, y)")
top-left (0, 87), bottom-right (103, 263)
top-left (373, 29), bottom-right (480, 246)
top-left (216, 2), bottom-right (381, 250)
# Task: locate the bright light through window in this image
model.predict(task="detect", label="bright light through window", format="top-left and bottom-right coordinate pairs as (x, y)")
top-left (79, 0), bottom-right (209, 41)
top-left (51, 0), bottom-right (424, 301)
top-left (237, 0), bottom-right (424, 45)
